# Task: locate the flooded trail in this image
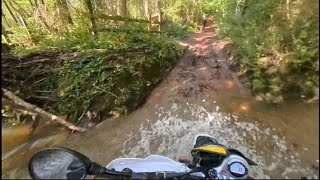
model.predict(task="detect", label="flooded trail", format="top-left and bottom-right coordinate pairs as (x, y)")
top-left (2, 20), bottom-right (319, 179)
top-left (2, 122), bottom-right (68, 178)
top-left (64, 21), bottom-right (319, 179)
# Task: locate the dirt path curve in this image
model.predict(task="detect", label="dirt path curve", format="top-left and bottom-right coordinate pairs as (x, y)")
top-left (147, 18), bottom-right (250, 105)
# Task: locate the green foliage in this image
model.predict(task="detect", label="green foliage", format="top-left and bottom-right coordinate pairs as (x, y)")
top-left (50, 35), bottom-right (182, 121)
top-left (12, 20), bottom-right (190, 56)
top-left (162, 20), bottom-right (192, 39)
top-left (3, 0), bottom-right (202, 122)
top-left (206, 0), bottom-right (319, 103)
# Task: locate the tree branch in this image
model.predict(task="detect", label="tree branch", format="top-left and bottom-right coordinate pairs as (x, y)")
top-left (2, 88), bottom-right (86, 132)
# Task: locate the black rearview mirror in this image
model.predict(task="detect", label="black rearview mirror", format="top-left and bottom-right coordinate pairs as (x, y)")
top-left (28, 147), bottom-right (92, 179)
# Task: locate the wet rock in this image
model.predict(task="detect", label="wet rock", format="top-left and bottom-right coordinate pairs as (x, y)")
top-left (88, 122), bottom-right (94, 127)
top-left (266, 66), bottom-right (278, 74)
top-left (302, 147), bottom-right (309, 151)
top-left (191, 58), bottom-right (197, 66)
top-left (306, 88), bottom-right (319, 103)
top-left (208, 69), bottom-right (221, 80)
top-left (292, 142), bottom-right (299, 149)
top-left (190, 72), bottom-right (197, 81)
top-left (255, 95), bottom-right (264, 101)
top-left (204, 59), bottom-right (219, 68)
top-left (311, 164), bottom-right (319, 171)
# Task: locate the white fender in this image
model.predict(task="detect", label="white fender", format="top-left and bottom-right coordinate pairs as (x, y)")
top-left (106, 155), bottom-right (190, 173)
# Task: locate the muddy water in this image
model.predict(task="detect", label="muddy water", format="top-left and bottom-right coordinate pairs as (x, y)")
top-left (2, 122), bottom-right (68, 178)
top-left (2, 24), bottom-right (319, 179)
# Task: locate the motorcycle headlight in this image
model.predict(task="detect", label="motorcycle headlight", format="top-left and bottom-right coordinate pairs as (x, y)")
top-left (191, 145), bottom-right (228, 167)
top-left (191, 145), bottom-right (227, 155)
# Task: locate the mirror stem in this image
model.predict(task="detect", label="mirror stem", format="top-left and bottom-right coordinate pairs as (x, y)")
top-left (88, 162), bottom-right (107, 176)
top-left (88, 162), bottom-right (132, 177)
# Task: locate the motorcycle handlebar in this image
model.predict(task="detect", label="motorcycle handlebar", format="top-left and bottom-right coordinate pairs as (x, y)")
top-left (98, 170), bottom-right (257, 180)
top-left (98, 170), bottom-right (207, 180)
top-left (131, 172), bottom-right (207, 180)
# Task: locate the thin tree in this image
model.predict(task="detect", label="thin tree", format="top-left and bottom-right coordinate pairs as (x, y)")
top-left (85, 0), bottom-right (98, 36)
top-left (3, 0), bottom-right (19, 24)
top-left (28, 0), bottom-right (34, 7)
top-left (9, 0), bottom-right (32, 17)
top-left (2, 11), bottom-right (11, 28)
top-left (156, 0), bottom-right (162, 31)
top-left (56, 0), bottom-right (74, 24)
top-left (4, 0), bottom-right (35, 42)
top-left (2, 24), bottom-right (12, 44)
top-left (6, 0), bottom-right (38, 44)
top-left (117, 0), bottom-right (127, 16)
top-left (29, 0), bottom-right (52, 33)
top-left (144, 0), bottom-right (149, 18)
top-left (235, 0), bottom-right (246, 21)
top-left (17, 15), bottom-right (38, 44)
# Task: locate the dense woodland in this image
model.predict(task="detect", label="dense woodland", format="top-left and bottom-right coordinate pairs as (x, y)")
top-left (1, 0), bottom-right (319, 129)
top-left (2, 0), bottom-right (201, 52)
top-left (204, 0), bottom-right (319, 103)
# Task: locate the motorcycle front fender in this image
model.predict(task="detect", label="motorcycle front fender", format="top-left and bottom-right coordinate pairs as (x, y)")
top-left (106, 155), bottom-right (191, 173)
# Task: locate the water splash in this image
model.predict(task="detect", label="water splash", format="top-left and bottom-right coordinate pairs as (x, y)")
top-left (122, 102), bottom-right (318, 179)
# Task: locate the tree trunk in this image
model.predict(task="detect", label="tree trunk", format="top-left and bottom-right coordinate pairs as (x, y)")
top-left (18, 16), bottom-right (30, 34)
top-left (144, 0), bottom-right (149, 18)
top-left (3, 0), bottom-right (19, 24)
top-left (28, 0), bottom-right (34, 7)
top-left (235, 0), bottom-right (241, 21)
top-left (2, 24), bottom-right (12, 44)
top-left (156, 0), bottom-right (162, 31)
top-left (117, 0), bottom-right (127, 16)
top-left (2, 11), bottom-right (11, 28)
top-left (186, 4), bottom-right (190, 23)
top-left (39, 0), bottom-right (45, 5)
top-left (107, 0), bottom-right (116, 15)
top-left (235, 0), bottom-right (246, 21)
top-left (286, 0), bottom-right (290, 20)
top-left (241, 0), bottom-right (248, 16)
top-left (56, 0), bottom-right (73, 24)
top-left (148, 13), bottom-right (151, 30)
top-left (2, 88), bottom-right (86, 132)
top-left (18, 16), bottom-right (38, 44)
top-left (4, 0), bottom-right (35, 41)
top-left (85, 0), bottom-right (98, 36)
top-left (28, 0), bottom-right (52, 33)
top-left (9, 0), bottom-right (32, 17)
top-left (156, 0), bottom-right (161, 14)
top-left (93, 0), bottom-right (104, 14)
top-left (34, 0), bottom-right (39, 7)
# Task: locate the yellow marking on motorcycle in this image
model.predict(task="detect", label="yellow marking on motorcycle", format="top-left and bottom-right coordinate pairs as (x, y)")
top-left (192, 145), bottom-right (227, 155)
